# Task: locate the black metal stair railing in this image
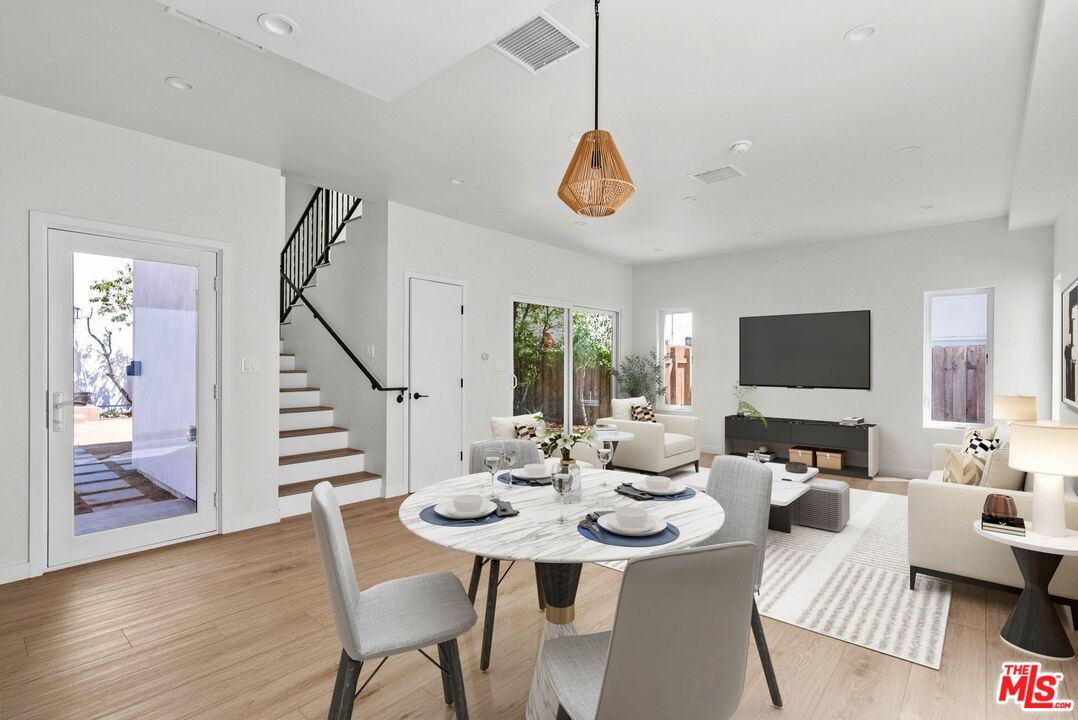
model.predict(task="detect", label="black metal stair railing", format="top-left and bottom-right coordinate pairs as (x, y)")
top-left (280, 187), bottom-right (407, 402)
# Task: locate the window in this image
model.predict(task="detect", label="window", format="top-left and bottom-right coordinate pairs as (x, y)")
top-left (660, 311), bottom-right (693, 410)
top-left (924, 289), bottom-right (993, 427)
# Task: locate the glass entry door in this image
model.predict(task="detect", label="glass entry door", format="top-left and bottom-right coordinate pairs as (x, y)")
top-left (46, 229), bottom-right (218, 566)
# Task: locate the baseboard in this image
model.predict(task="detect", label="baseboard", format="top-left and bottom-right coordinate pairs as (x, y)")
top-left (878, 466), bottom-right (924, 480)
top-left (0, 562), bottom-right (31, 585)
top-left (700, 445), bottom-right (724, 455)
top-left (222, 507), bottom-right (281, 534)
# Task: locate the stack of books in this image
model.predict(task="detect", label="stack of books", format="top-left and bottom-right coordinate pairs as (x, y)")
top-left (981, 513), bottom-right (1027, 536)
top-left (839, 416), bottom-right (866, 427)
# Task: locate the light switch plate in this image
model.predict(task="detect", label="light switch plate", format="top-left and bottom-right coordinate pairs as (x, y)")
top-left (366, 345), bottom-right (376, 358)
top-left (241, 357), bottom-right (259, 373)
top-left (495, 359), bottom-right (506, 371)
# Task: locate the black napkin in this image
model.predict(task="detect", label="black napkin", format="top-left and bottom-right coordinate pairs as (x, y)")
top-left (615, 483), bottom-right (653, 501)
top-left (492, 499), bottom-right (519, 517)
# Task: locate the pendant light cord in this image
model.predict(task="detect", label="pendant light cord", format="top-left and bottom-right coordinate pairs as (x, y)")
top-left (594, 0), bottom-right (600, 131)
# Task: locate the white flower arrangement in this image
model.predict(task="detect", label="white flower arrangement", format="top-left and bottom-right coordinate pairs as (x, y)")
top-left (533, 413), bottom-right (597, 461)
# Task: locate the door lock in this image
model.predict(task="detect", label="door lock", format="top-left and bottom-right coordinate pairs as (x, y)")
top-left (52, 392), bottom-right (65, 432)
top-left (412, 392), bottom-right (429, 400)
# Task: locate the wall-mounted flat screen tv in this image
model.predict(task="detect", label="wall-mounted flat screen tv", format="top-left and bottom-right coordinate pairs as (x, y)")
top-left (739, 310), bottom-right (871, 389)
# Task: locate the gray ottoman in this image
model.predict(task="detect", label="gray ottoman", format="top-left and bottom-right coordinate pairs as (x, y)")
top-left (791, 478), bottom-right (850, 531)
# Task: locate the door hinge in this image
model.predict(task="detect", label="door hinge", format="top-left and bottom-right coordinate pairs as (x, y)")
top-left (213, 491), bottom-right (218, 508)
top-left (213, 383), bottom-right (218, 400)
top-left (460, 305), bottom-right (464, 315)
top-left (460, 451), bottom-right (463, 462)
top-left (460, 377), bottom-right (463, 388)
top-left (213, 276), bottom-right (219, 292)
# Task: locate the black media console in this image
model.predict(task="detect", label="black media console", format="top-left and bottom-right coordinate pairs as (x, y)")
top-left (723, 415), bottom-right (880, 479)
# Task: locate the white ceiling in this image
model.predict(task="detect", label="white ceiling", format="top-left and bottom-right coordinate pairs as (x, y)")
top-left (0, 0), bottom-right (1059, 263)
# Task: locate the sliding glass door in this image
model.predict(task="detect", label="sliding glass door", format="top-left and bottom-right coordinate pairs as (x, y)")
top-left (513, 301), bottom-right (616, 431)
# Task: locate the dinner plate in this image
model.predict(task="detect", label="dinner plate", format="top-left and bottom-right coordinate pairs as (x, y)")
top-left (631, 478), bottom-right (686, 496)
top-left (434, 499), bottom-right (497, 520)
top-left (598, 513), bottom-right (667, 537)
top-left (511, 469), bottom-right (551, 480)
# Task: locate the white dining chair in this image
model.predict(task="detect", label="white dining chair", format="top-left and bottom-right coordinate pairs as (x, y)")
top-left (542, 542), bottom-right (756, 720)
top-left (466, 438), bottom-right (546, 671)
top-left (705, 455), bottom-right (783, 707)
top-left (311, 482), bottom-right (477, 719)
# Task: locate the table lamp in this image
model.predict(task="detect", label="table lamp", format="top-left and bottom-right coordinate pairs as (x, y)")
top-left (1008, 422), bottom-right (1078, 537)
top-left (993, 394), bottom-right (1038, 423)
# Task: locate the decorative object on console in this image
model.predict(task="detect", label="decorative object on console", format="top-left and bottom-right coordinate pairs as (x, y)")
top-left (732, 384), bottom-right (768, 427)
top-left (1063, 276), bottom-right (1077, 410)
top-left (993, 394), bottom-right (1037, 423)
top-left (839, 416), bottom-right (865, 427)
top-left (1008, 422), bottom-right (1078, 537)
top-left (630, 402), bottom-right (655, 422)
top-left (816, 450), bottom-right (845, 471)
top-left (611, 352), bottom-right (665, 403)
top-left (789, 447), bottom-right (816, 466)
top-left (557, 0), bottom-right (636, 217)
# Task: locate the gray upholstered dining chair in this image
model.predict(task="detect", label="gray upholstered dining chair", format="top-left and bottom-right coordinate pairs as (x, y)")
top-left (705, 455), bottom-right (783, 707)
top-left (543, 542), bottom-right (757, 720)
top-left (311, 482), bottom-right (477, 720)
top-left (466, 439), bottom-right (545, 671)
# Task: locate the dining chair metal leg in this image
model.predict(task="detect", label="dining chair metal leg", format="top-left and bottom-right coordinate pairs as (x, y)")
top-left (445, 639), bottom-right (470, 720)
top-left (534, 564), bottom-right (546, 611)
top-left (467, 555), bottom-right (484, 604)
top-left (480, 558), bottom-right (500, 671)
top-left (436, 642), bottom-right (454, 705)
top-left (327, 649), bottom-right (363, 720)
top-left (556, 705), bottom-right (571, 720)
top-left (751, 599), bottom-right (783, 707)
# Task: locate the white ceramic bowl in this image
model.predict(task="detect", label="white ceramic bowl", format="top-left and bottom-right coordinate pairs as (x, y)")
top-left (452, 494), bottom-right (484, 514)
top-left (614, 506), bottom-right (649, 530)
top-left (523, 463), bottom-right (547, 477)
top-left (643, 476), bottom-right (673, 493)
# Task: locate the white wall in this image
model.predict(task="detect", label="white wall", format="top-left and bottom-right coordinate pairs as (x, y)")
top-left (383, 203), bottom-right (634, 496)
top-left (1, 95), bottom-right (282, 577)
top-left (632, 217), bottom-right (1054, 478)
top-left (1057, 194), bottom-right (1078, 424)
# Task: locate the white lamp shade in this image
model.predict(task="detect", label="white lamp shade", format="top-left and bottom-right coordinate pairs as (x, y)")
top-left (1009, 422), bottom-right (1078, 476)
top-left (993, 394), bottom-right (1037, 422)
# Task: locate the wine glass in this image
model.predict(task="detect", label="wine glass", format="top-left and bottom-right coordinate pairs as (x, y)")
top-left (552, 471), bottom-right (575, 525)
top-left (596, 442), bottom-right (614, 487)
top-left (484, 455), bottom-right (502, 498)
top-left (502, 446), bottom-right (518, 492)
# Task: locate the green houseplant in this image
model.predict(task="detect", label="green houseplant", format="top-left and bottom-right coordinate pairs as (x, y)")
top-left (612, 351), bottom-right (666, 403)
top-left (732, 384), bottom-right (767, 427)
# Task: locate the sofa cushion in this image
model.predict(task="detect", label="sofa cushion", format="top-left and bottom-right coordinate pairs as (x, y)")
top-left (943, 449), bottom-right (985, 485)
top-left (611, 396), bottom-right (646, 420)
top-left (963, 426), bottom-right (1000, 455)
top-left (630, 402), bottom-right (656, 422)
top-left (926, 470), bottom-right (945, 483)
top-left (981, 445), bottom-right (1026, 491)
top-left (491, 413), bottom-right (539, 439)
top-left (664, 432), bottom-right (695, 457)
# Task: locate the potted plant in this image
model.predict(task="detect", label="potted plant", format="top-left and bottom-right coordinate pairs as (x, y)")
top-left (611, 351), bottom-right (667, 403)
top-left (535, 415), bottom-right (595, 493)
top-left (732, 384), bottom-right (767, 427)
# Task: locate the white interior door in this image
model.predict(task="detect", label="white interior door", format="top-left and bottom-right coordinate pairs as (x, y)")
top-left (46, 229), bottom-right (218, 567)
top-left (408, 278), bottom-right (463, 491)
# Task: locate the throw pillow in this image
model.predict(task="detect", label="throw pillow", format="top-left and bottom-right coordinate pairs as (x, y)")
top-left (964, 429), bottom-right (1001, 456)
top-left (981, 444), bottom-right (1026, 491)
top-left (514, 423), bottom-right (537, 440)
top-left (611, 396), bottom-right (646, 420)
top-left (630, 402), bottom-right (656, 422)
top-left (943, 449), bottom-right (985, 485)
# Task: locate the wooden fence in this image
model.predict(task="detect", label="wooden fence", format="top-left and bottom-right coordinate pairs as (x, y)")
top-left (665, 345), bottom-right (692, 407)
top-left (513, 363), bottom-right (612, 431)
top-left (931, 345), bottom-right (986, 424)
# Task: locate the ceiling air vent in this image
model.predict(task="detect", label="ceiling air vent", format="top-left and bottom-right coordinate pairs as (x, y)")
top-left (691, 165), bottom-right (746, 184)
top-left (491, 14), bottom-right (585, 74)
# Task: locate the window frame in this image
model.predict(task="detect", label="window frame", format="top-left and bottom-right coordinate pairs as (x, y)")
top-left (922, 287), bottom-right (994, 429)
top-left (656, 308), bottom-right (694, 413)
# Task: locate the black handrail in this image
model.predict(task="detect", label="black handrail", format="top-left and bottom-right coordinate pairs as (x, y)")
top-left (280, 272), bottom-right (408, 403)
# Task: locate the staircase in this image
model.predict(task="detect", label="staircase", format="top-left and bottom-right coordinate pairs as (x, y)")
top-left (276, 187), bottom-right (405, 516)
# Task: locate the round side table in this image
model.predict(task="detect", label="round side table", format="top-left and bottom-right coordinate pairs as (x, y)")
top-left (972, 521), bottom-right (1078, 660)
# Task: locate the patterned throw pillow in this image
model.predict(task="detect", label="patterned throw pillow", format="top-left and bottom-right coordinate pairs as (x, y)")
top-left (964, 429), bottom-right (1001, 456)
top-left (943, 449), bottom-right (985, 485)
top-left (514, 423), bottom-right (537, 440)
top-left (630, 402), bottom-right (656, 422)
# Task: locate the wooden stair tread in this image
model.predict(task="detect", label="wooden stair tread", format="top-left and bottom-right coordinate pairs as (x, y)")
top-left (280, 387), bottom-right (319, 392)
top-left (278, 472), bottom-right (381, 497)
top-left (279, 448), bottom-right (364, 465)
top-left (279, 426), bottom-right (347, 438)
top-left (280, 370), bottom-right (306, 374)
top-left (280, 353), bottom-right (295, 357)
top-left (279, 406), bottom-right (332, 414)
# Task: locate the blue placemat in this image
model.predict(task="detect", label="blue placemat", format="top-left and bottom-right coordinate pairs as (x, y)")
top-left (578, 522), bottom-right (680, 547)
top-left (419, 504), bottom-right (503, 527)
top-left (497, 470), bottom-right (551, 486)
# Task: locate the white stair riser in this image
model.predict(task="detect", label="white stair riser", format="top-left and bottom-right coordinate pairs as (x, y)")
top-left (280, 409), bottom-right (335, 431)
top-left (279, 431), bottom-right (348, 455)
top-left (278, 477), bottom-right (382, 518)
top-left (280, 454), bottom-right (365, 484)
top-left (280, 355), bottom-right (295, 371)
top-left (280, 390), bottom-right (320, 408)
top-left (279, 372), bottom-right (308, 389)
top-left (279, 339), bottom-right (284, 353)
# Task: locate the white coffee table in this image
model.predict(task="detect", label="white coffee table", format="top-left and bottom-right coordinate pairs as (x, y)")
top-left (764, 461), bottom-right (819, 532)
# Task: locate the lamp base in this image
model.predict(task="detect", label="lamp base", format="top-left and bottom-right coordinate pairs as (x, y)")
top-left (1032, 473), bottom-right (1067, 537)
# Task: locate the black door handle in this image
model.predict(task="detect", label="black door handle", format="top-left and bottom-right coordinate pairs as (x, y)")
top-left (412, 392), bottom-right (429, 400)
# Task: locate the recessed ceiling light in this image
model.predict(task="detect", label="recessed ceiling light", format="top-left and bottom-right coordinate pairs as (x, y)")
top-left (164, 76), bottom-right (193, 90)
top-left (844, 24), bottom-right (876, 42)
top-left (729, 140), bottom-right (753, 154)
top-left (918, 204), bottom-right (935, 210)
top-left (257, 13), bottom-right (297, 36)
top-left (574, 220), bottom-right (587, 226)
top-left (751, 232), bottom-right (764, 237)
top-left (652, 248), bottom-right (662, 253)
top-left (896, 146), bottom-right (921, 155)
top-left (449, 177), bottom-right (465, 185)
top-left (569, 133), bottom-right (582, 143)
top-left (683, 196), bottom-right (698, 202)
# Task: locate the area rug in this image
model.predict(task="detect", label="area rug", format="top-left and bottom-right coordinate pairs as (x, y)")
top-left (758, 488), bottom-right (951, 669)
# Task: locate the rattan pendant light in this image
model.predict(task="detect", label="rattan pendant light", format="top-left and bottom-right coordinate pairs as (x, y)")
top-left (557, 0), bottom-right (635, 217)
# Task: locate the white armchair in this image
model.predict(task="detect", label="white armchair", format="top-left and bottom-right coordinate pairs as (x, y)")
top-left (488, 415), bottom-right (597, 468)
top-left (596, 397), bottom-right (700, 475)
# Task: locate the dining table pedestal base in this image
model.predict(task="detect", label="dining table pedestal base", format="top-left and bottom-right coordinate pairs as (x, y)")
top-left (527, 562), bottom-right (583, 720)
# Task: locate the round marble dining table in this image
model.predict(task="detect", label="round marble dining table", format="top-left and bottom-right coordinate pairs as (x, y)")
top-left (398, 468), bottom-right (725, 720)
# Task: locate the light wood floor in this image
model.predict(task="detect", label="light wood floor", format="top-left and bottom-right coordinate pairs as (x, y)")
top-left (3, 464), bottom-right (1078, 719)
